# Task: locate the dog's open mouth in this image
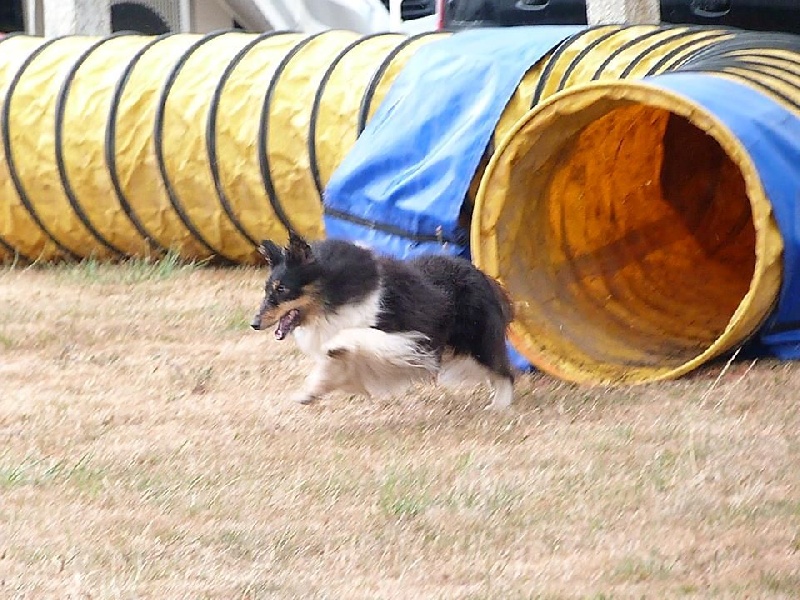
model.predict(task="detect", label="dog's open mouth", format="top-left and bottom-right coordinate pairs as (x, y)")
top-left (274, 309), bottom-right (301, 341)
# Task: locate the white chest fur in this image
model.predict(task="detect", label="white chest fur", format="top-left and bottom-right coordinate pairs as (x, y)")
top-left (292, 287), bottom-right (383, 357)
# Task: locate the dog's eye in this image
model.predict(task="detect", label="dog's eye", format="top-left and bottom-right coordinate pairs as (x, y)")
top-left (275, 284), bottom-right (286, 294)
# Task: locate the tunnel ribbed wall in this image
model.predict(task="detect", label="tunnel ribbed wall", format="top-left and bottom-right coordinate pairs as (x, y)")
top-left (0, 29), bottom-right (467, 263)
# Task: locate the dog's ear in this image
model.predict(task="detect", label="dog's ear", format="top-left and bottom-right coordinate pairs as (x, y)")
top-left (258, 240), bottom-right (283, 267)
top-left (286, 230), bottom-right (313, 265)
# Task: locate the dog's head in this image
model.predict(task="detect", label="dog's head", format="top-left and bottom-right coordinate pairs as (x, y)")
top-left (251, 231), bottom-right (322, 340)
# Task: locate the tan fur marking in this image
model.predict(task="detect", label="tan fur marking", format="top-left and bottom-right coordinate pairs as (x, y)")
top-left (255, 284), bottom-right (322, 330)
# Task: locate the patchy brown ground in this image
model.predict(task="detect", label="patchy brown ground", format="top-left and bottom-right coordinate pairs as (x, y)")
top-left (0, 259), bottom-right (798, 599)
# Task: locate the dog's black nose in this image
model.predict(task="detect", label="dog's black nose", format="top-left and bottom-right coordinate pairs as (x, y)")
top-left (250, 317), bottom-right (261, 330)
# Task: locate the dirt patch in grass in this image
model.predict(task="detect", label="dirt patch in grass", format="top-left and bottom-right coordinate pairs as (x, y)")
top-left (1, 260), bottom-right (799, 598)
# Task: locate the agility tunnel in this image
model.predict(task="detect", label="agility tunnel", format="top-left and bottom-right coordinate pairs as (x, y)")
top-left (471, 33), bottom-right (800, 384)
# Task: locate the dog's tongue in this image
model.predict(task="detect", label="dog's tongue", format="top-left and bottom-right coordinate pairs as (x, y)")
top-left (274, 309), bottom-right (299, 341)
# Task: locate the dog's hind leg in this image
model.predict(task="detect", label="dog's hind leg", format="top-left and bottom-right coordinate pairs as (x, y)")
top-left (473, 312), bottom-right (516, 411)
top-left (483, 349), bottom-right (515, 410)
top-left (437, 356), bottom-right (514, 410)
top-left (488, 374), bottom-right (514, 410)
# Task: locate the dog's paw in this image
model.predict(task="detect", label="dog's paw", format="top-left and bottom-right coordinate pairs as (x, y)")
top-left (292, 391), bottom-right (319, 405)
top-left (486, 379), bottom-right (514, 411)
top-left (484, 394), bottom-right (513, 411)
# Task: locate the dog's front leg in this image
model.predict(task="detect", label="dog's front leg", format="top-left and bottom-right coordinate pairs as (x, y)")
top-left (292, 356), bottom-right (341, 405)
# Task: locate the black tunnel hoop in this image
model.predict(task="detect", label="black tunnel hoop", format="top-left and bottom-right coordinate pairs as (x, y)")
top-left (681, 31), bottom-right (800, 65)
top-left (106, 32), bottom-right (176, 256)
top-left (637, 29), bottom-right (734, 77)
top-left (590, 25), bottom-right (683, 80)
top-left (529, 25), bottom-right (613, 108)
top-left (257, 30), bottom-right (332, 236)
top-left (153, 29), bottom-right (242, 263)
top-left (554, 27), bottom-right (631, 93)
top-left (0, 32), bottom-right (33, 263)
top-left (731, 61), bottom-right (800, 96)
top-left (644, 27), bottom-right (744, 73)
top-left (206, 30), bottom-right (297, 249)
top-left (530, 25), bottom-right (701, 109)
top-left (2, 35), bottom-right (81, 261)
top-left (356, 30), bottom-right (445, 136)
top-left (690, 51), bottom-right (800, 81)
top-left (55, 31), bottom-right (141, 259)
top-left (666, 32), bottom-right (800, 110)
top-left (735, 53), bottom-right (800, 75)
top-left (615, 27), bottom-right (714, 78)
top-left (307, 32), bottom-right (394, 202)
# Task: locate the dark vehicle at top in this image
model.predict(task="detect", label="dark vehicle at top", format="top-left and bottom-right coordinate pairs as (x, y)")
top-left (438, 0), bottom-right (800, 35)
top-left (382, 0), bottom-right (438, 21)
top-left (0, 0), bottom-right (24, 33)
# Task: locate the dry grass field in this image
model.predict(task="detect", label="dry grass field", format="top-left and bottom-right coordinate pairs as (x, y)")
top-left (1, 256), bottom-right (799, 599)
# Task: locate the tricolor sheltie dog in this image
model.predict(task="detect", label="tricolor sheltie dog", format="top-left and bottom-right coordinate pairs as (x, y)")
top-left (251, 232), bottom-right (515, 410)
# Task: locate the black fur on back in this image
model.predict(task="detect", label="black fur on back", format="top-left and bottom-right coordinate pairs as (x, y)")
top-left (373, 257), bottom-right (453, 352)
top-left (409, 254), bottom-right (514, 380)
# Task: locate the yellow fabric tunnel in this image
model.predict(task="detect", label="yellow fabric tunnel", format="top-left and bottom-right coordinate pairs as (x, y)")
top-left (0, 29), bottom-right (451, 263)
top-left (473, 72), bottom-right (800, 384)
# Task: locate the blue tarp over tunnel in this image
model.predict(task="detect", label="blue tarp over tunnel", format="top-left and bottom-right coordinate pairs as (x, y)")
top-left (323, 25), bottom-right (585, 260)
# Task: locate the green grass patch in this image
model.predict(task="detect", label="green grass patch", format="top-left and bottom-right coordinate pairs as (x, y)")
top-left (612, 552), bottom-right (674, 583)
top-left (0, 331), bottom-right (15, 349)
top-left (0, 452), bottom-right (106, 494)
top-left (760, 570), bottom-right (800, 595)
top-left (378, 467), bottom-right (434, 519)
top-left (44, 249), bottom-right (204, 284)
